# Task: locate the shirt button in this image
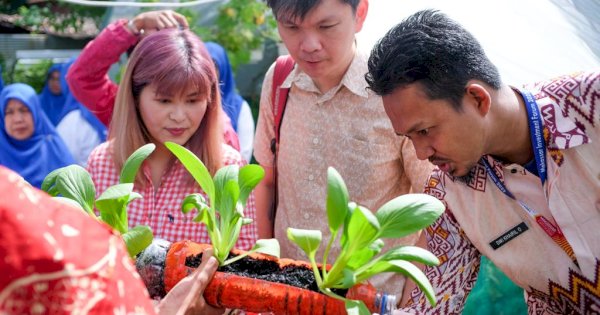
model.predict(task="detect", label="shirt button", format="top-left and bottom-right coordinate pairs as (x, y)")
top-left (313, 137), bottom-right (319, 144)
top-left (303, 213), bottom-right (310, 219)
top-left (308, 174), bottom-right (314, 181)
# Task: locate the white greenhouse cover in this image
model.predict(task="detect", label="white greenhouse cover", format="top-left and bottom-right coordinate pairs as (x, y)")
top-left (357, 0), bottom-right (600, 85)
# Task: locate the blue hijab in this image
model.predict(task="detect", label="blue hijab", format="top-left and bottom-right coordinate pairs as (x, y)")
top-left (0, 65), bottom-right (4, 92)
top-left (39, 64), bottom-right (67, 126)
top-left (205, 42), bottom-right (244, 131)
top-left (0, 83), bottom-right (76, 188)
top-left (59, 59), bottom-right (107, 142)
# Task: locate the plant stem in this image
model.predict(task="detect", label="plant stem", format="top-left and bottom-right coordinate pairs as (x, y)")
top-left (321, 229), bottom-right (338, 279)
top-left (310, 257), bottom-right (324, 287)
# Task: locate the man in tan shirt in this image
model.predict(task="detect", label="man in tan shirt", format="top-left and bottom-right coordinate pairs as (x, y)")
top-left (253, 0), bottom-right (433, 296)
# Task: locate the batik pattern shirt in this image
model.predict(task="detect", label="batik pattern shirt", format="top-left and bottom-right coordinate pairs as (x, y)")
top-left (403, 71), bottom-right (600, 314)
top-left (87, 141), bottom-right (258, 249)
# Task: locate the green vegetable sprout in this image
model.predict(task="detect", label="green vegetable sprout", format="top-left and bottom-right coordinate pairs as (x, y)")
top-left (287, 167), bottom-right (444, 314)
top-left (41, 144), bottom-right (156, 258)
top-left (165, 141), bottom-right (279, 265)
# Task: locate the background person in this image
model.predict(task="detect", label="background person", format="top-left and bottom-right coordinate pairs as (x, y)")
top-left (0, 83), bottom-right (74, 188)
top-left (206, 41), bottom-right (255, 163)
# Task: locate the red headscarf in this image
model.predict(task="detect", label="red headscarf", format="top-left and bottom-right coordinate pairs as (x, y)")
top-left (0, 166), bottom-right (156, 314)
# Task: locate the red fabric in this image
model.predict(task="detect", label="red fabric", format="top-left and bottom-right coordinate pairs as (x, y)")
top-left (87, 141), bottom-right (257, 249)
top-left (66, 19), bottom-right (240, 150)
top-left (0, 166), bottom-right (156, 314)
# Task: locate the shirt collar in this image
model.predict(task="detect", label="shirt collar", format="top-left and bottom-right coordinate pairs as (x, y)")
top-left (281, 50), bottom-right (370, 99)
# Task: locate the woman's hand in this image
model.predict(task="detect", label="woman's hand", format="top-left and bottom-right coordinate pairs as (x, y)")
top-left (128, 10), bottom-right (189, 36)
top-left (156, 248), bottom-right (223, 315)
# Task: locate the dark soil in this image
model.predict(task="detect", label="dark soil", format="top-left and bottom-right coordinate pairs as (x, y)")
top-left (185, 253), bottom-right (347, 296)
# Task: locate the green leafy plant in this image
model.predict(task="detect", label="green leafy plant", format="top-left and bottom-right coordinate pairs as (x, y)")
top-left (179, 0), bottom-right (278, 70)
top-left (287, 167), bottom-right (444, 314)
top-left (165, 141), bottom-right (279, 265)
top-left (13, 2), bottom-right (106, 35)
top-left (41, 144), bottom-right (156, 258)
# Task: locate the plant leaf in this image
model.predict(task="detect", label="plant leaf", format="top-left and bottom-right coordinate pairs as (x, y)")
top-left (326, 167), bottom-right (349, 234)
top-left (287, 228), bottom-right (321, 259)
top-left (119, 143), bottom-right (155, 184)
top-left (250, 238), bottom-right (280, 258)
top-left (42, 165), bottom-right (96, 216)
top-left (95, 183), bottom-right (134, 234)
top-left (336, 267), bottom-right (357, 288)
top-left (346, 239), bottom-right (384, 270)
top-left (344, 300), bottom-right (370, 315)
top-left (238, 164), bottom-right (264, 206)
top-left (165, 142), bottom-right (215, 203)
top-left (367, 260), bottom-right (437, 307)
top-left (341, 202), bottom-right (358, 248)
top-left (376, 193), bottom-right (444, 239)
top-left (219, 180), bottom-right (241, 241)
top-left (214, 166), bottom-right (239, 221)
top-left (41, 167), bottom-right (61, 196)
top-left (122, 225), bottom-right (153, 257)
top-left (181, 193), bottom-right (209, 214)
top-left (346, 205), bottom-right (380, 252)
top-left (377, 245), bottom-right (440, 266)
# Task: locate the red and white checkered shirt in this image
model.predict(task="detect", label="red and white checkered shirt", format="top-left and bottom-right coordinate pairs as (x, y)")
top-left (87, 141), bottom-right (258, 250)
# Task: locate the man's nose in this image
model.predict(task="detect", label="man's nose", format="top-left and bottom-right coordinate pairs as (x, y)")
top-left (300, 32), bottom-right (322, 53)
top-left (413, 140), bottom-right (434, 161)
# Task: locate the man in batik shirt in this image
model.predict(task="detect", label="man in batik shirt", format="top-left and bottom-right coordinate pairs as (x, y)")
top-left (366, 9), bottom-right (599, 314)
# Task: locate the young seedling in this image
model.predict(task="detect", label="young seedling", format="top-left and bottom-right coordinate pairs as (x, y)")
top-left (287, 167), bottom-right (444, 315)
top-left (165, 141), bottom-right (279, 265)
top-left (41, 144), bottom-right (156, 258)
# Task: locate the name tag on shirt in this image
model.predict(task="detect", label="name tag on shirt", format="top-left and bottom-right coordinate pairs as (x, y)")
top-left (489, 222), bottom-right (529, 250)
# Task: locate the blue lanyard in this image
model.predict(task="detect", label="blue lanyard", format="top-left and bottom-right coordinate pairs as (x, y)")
top-left (520, 89), bottom-right (547, 185)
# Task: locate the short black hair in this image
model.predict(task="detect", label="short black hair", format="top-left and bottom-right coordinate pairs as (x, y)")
top-left (366, 9), bottom-right (502, 111)
top-left (267, 0), bottom-right (360, 21)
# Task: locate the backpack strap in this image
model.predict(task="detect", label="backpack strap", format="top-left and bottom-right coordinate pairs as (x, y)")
top-left (269, 55), bottom-right (295, 222)
top-left (270, 55), bottom-right (295, 154)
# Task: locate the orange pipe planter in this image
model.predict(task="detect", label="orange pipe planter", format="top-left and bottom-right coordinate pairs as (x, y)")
top-left (163, 241), bottom-right (381, 314)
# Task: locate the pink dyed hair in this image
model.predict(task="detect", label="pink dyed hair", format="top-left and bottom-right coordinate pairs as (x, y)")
top-left (110, 28), bottom-right (223, 185)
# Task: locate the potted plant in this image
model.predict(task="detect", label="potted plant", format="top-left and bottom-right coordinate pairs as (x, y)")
top-left (41, 143), bottom-right (156, 257)
top-left (136, 142), bottom-right (444, 314)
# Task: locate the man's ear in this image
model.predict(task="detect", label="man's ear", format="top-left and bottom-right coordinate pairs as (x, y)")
top-left (354, 0), bottom-right (369, 32)
top-left (465, 82), bottom-right (491, 116)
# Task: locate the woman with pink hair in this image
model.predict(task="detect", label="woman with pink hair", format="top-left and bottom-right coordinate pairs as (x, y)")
top-left (86, 28), bottom-right (257, 248)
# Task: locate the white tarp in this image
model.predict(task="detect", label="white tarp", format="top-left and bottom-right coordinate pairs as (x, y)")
top-left (357, 0), bottom-right (600, 85)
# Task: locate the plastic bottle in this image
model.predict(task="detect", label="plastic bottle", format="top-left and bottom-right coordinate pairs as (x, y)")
top-left (347, 282), bottom-right (398, 314)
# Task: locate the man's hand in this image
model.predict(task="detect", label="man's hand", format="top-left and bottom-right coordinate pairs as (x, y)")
top-left (128, 10), bottom-right (189, 36)
top-left (157, 249), bottom-right (223, 315)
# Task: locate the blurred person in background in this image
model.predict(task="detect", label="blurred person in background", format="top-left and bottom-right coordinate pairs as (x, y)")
top-left (206, 41), bottom-right (255, 163)
top-left (0, 83), bottom-right (74, 188)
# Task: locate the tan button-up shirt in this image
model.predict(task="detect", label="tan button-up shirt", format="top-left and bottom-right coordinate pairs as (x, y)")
top-left (255, 51), bottom-right (434, 295)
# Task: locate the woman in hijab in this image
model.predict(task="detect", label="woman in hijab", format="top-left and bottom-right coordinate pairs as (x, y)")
top-left (38, 64), bottom-right (67, 126)
top-left (54, 59), bottom-right (107, 166)
top-left (0, 83), bottom-right (75, 188)
top-left (205, 42), bottom-right (255, 163)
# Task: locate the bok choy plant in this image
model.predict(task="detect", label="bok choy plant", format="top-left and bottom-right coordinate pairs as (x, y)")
top-left (287, 167), bottom-right (444, 314)
top-left (165, 141), bottom-right (279, 265)
top-left (41, 144), bottom-right (156, 258)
